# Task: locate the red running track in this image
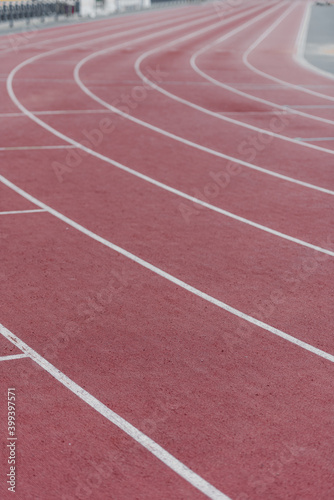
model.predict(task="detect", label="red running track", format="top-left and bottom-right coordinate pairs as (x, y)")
top-left (0, 1), bottom-right (333, 499)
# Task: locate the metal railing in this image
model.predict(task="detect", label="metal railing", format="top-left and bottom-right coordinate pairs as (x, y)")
top-left (0, 1), bottom-right (80, 27)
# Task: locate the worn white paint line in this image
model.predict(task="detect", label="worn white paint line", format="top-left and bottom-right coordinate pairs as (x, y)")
top-left (0, 322), bottom-right (230, 500)
top-left (0, 209), bottom-right (46, 215)
top-left (0, 353), bottom-right (27, 361)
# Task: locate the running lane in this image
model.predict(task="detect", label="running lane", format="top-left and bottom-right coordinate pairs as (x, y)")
top-left (194, 0), bottom-right (334, 128)
top-left (14, 2), bottom-right (331, 247)
top-left (1, 2), bottom-right (334, 500)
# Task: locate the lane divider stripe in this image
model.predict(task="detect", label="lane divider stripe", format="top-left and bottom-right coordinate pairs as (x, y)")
top-left (0, 322), bottom-right (230, 500)
top-left (1, 173), bottom-right (333, 365)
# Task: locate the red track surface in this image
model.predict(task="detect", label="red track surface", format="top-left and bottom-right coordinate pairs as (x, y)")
top-left (0, 1), bottom-right (333, 499)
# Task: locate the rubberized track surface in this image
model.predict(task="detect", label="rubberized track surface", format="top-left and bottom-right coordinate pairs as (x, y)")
top-left (0, 1), bottom-right (333, 499)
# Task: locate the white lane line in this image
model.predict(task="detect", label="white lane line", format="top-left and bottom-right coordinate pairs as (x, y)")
top-left (13, 101), bottom-right (334, 257)
top-left (294, 0), bottom-right (334, 82)
top-left (191, 5), bottom-right (334, 128)
top-left (0, 353), bottom-right (27, 361)
top-left (0, 110), bottom-right (111, 118)
top-left (225, 83), bottom-right (334, 90)
top-left (7, 46), bottom-right (334, 255)
top-left (289, 104), bottom-right (334, 109)
top-left (0, 322), bottom-right (230, 500)
top-left (0, 145), bottom-right (77, 151)
top-left (132, 3), bottom-right (334, 157)
top-left (35, 109), bottom-right (111, 115)
top-left (0, 113), bottom-right (23, 118)
top-left (295, 137), bottom-right (334, 142)
top-left (0, 209), bottom-right (46, 215)
top-left (1, 173), bottom-right (334, 365)
top-left (74, 28), bottom-right (334, 194)
top-left (243, 2), bottom-right (334, 102)
top-left (5, 13), bottom-right (334, 255)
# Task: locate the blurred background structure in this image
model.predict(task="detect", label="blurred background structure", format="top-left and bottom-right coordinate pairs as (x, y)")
top-left (0, 0), bottom-right (156, 26)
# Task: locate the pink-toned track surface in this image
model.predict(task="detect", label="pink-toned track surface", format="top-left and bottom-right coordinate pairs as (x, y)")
top-left (0, 1), bottom-right (333, 499)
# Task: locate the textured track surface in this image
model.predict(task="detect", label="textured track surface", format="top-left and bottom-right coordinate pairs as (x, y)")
top-left (0, 1), bottom-right (333, 499)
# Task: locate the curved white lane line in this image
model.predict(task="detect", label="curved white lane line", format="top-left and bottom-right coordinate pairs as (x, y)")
top-left (75, 61), bottom-right (334, 255)
top-left (0, 145), bottom-right (77, 151)
top-left (190, 6), bottom-right (334, 127)
top-left (75, 14), bottom-right (334, 196)
top-left (5, 3), bottom-right (332, 257)
top-left (243, 2), bottom-right (334, 102)
top-left (0, 322), bottom-right (230, 500)
top-left (3, 7), bottom-right (334, 365)
top-left (8, 91), bottom-right (334, 256)
top-left (1, 175), bottom-right (334, 366)
top-left (132, 2), bottom-right (334, 156)
top-left (294, 0), bottom-right (334, 82)
top-left (9, 51), bottom-right (334, 259)
top-left (6, 4), bottom-right (334, 255)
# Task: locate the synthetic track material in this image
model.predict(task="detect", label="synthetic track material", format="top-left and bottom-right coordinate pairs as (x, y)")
top-left (0, 1), bottom-right (333, 499)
